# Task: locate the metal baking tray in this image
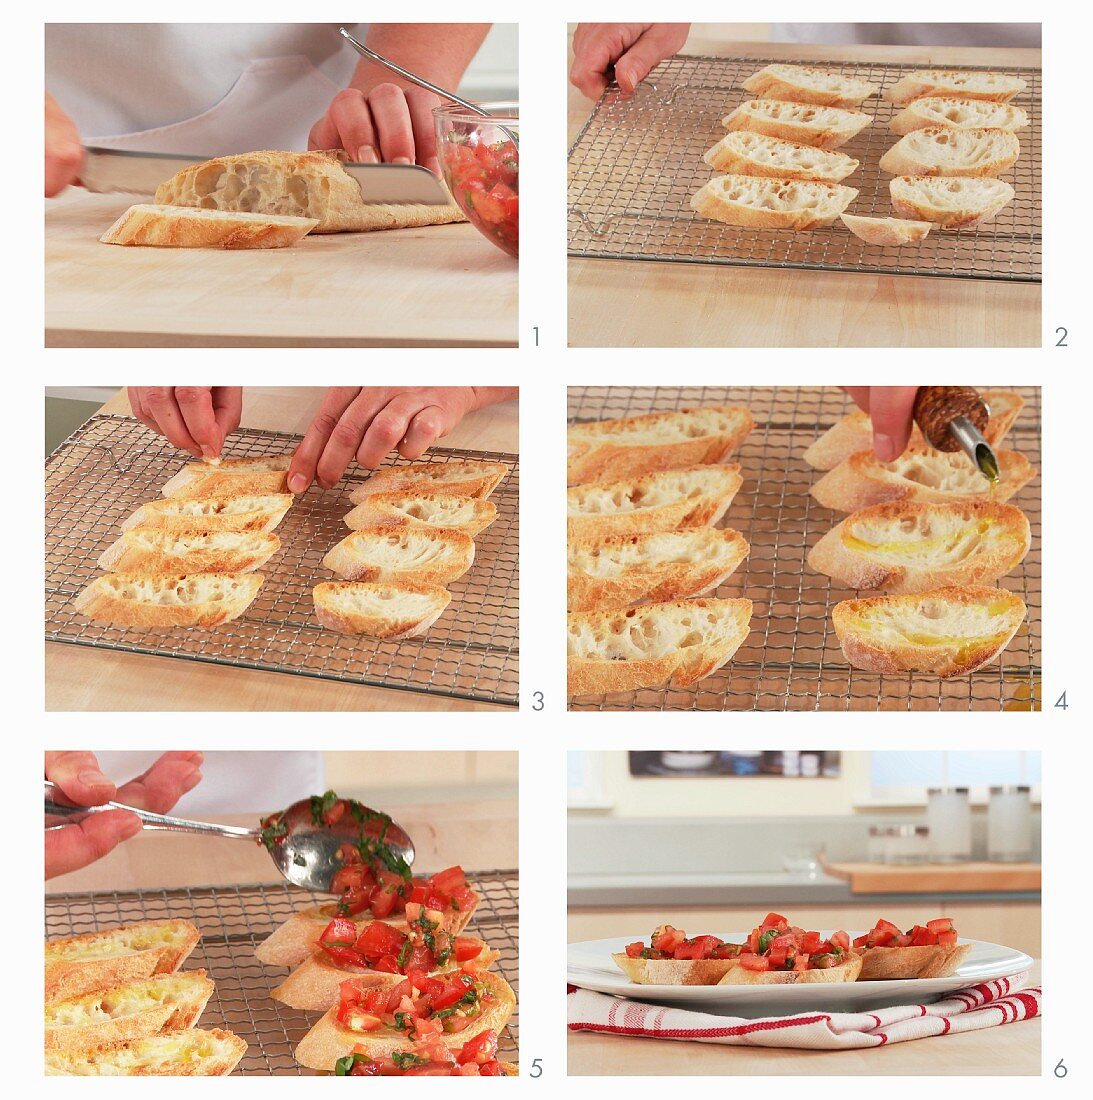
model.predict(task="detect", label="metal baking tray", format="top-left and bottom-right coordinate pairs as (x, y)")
top-left (568, 54), bottom-right (1041, 282)
top-left (44, 415), bottom-right (519, 706)
top-left (568, 386), bottom-right (1041, 712)
top-left (45, 872), bottom-right (519, 1075)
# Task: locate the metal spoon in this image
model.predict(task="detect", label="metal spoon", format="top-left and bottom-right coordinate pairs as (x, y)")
top-left (44, 782), bottom-right (415, 893)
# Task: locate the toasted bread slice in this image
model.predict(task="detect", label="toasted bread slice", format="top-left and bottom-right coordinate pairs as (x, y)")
top-left (890, 96), bottom-right (1029, 135)
top-left (121, 494), bottom-right (293, 534)
top-left (313, 580), bottom-right (452, 637)
top-left (343, 492), bottom-right (497, 536)
top-left (890, 175), bottom-right (1015, 228)
top-left (161, 455), bottom-right (292, 500)
top-left (321, 526), bottom-right (474, 585)
top-left (742, 64), bottom-right (880, 108)
top-left (808, 501), bottom-right (1031, 593)
top-left (293, 971), bottom-right (516, 1071)
top-left (885, 70), bottom-right (1027, 107)
top-left (811, 448), bottom-right (1033, 512)
top-left (45, 1027), bottom-right (247, 1076)
top-left (723, 99), bottom-right (872, 149)
top-left (568, 597), bottom-right (753, 696)
top-left (612, 954), bottom-right (741, 986)
top-left (832, 585), bottom-right (1026, 678)
top-left (100, 204), bottom-right (318, 248)
top-left (717, 954), bottom-right (862, 985)
top-left (46, 920), bottom-right (200, 1005)
top-left (857, 942), bottom-right (973, 980)
top-left (841, 214), bottom-right (932, 245)
top-left (567, 465), bottom-right (743, 540)
top-left (73, 572), bottom-right (264, 628)
top-left (350, 461), bottom-right (507, 503)
top-left (45, 971), bottom-right (214, 1051)
top-left (880, 127), bottom-right (1019, 177)
top-left (704, 132), bottom-right (859, 183)
top-left (97, 529), bottom-right (279, 574)
top-left (567, 405), bottom-right (755, 485)
top-left (568, 528), bottom-right (750, 611)
top-left (692, 174), bottom-right (858, 231)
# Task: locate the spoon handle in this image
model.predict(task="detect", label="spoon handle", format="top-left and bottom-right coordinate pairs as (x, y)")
top-left (44, 780), bottom-right (258, 840)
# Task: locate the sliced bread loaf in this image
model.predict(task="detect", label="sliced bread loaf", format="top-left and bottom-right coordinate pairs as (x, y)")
top-left (879, 127), bottom-right (1020, 177)
top-left (885, 70), bottom-right (1027, 107)
top-left (98, 530), bottom-right (280, 574)
top-left (840, 214), bottom-right (932, 245)
top-left (45, 1028), bottom-right (247, 1076)
top-left (704, 131), bottom-right (859, 182)
top-left (321, 526), bottom-right (475, 584)
top-left (100, 205), bottom-right (318, 249)
top-left (349, 460), bottom-right (507, 502)
top-left (343, 492), bottom-right (497, 536)
top-left (723, 99), bottom-right (872, 149)
top-left (120, 494), bottom-right (294, 534)
top-left (161, 455), bottom-right (292, 500)
top-left (72, 573), bottom-right (263, 628)
top-left (889, 175), bottom-right (1015, 228)
top-left (890, 96), bottom-right (1030, 135)
top-left (692, 174), bottom-right (858, 231)
top-left (312, 581), bottom-right (452, 637)
top-left (741, 64), bottom-right (880, 108)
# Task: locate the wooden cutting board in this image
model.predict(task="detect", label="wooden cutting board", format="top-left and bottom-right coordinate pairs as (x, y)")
top-left (45, 191), bottom-right (517, 347)
top-left (823, 861), bottom-right (1041, 894)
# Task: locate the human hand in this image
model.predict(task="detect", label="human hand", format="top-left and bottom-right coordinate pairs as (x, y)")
top-left (45, 751), bottom-right (203, 879)
top-left (128, 387), bottom-right (243, 460)
top-left (570, 23), bottom-right (691, 99)
top-left (45, 92), bottom-right (84, 197)
top-left (842, 386), bottom-right (920, 461)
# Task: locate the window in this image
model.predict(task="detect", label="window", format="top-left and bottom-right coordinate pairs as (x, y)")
top-left (866, 751), bottom-right (1041, 805)
top-left (567, 752), bottom-right (610, 809)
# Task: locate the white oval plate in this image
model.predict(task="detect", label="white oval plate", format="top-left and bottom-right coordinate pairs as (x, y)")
top-left (568, 934), bottom-right (1033, 1016)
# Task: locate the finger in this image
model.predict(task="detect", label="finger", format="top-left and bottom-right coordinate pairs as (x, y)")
top-left (308, 111), bottom-right (341, 152)
top-left (406, 88), bottom-right (442, 174)
top-left (45, 139), bottom-right (85, 198)
top-left (570, 30), bottom-right (614, 100)
top-left (116, 751), bottom-right (203, 814)
top-left (368, 83), bottom-right (415, 163)
top-left (399, 405), bottom-right (447, 459)
top-left (355, 395), bottom-right (420, 469)
top-left (328, 88), bottom-right (379, 163)
top-left (211, 388), bottom-right (243, 449)
top-left (289, 388), bottom-right (363, 493)
top-left (316, 393), bottom-right (390, 485)
top-left (46, 811), bottom-right (142, 879)
top-left (173, 387), bottom-right (221, 460)
top-left (842, 387), bottom-right (872, 413)
top-left (128, 388), bottom-right (156, 433)
top-left (866, 386), bottom-right (920, 461)
top-left (142, 388), bottom-right (201, 456)
top-left (45, 751), bottom-right (116, 806)
top-left (614, 34), bottom-right (672, 94)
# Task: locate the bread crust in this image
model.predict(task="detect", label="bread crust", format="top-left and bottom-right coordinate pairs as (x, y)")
top-left (704, 132), bottom-right (859, 183)
top-left (160, 456), bottom-right (292, 500)
top-left (72, 573), bottom-right (264, 628)
top-left (840, 214), bottom-right (932, 245)
top-left (349, 461), bottom-right (507, 503)
top-left (321, 526), bottom-right (474, 585)
top-left (100, 204), bottom-right (317, 249)
top-left (890, 175), bottom-right (1015, 228)
top-left (885, 71), bottom-right (1027, 107)
top-left (120, 494), bottom-right (293, 534)
top-left (342, 493), bottom-right (497, 536)
top-left (890, 97), bottom-right (1029, 136)
top-left (97, 530), bottom-right (279, 574)
top-left (611, 954), bottom-right (741, 986)
top-left (692, 175), bottom-right (858, 231)
top-left (741, 64), bottom-right (880, 108)
top-left (879, 127), bottom-right (1020, 178)
top-left (717, 954), bottom-right (863, 985)
top-left (856, 942), bottom-right (972, 981)
top-left (312, 581), bottom-right (452, 637)
top-left (723, 99), bottom-right (872, 149)
top-left (44, 1028), bottom-right (247, 1076)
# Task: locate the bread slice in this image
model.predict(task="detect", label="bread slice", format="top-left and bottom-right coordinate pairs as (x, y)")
top-left (161, 455), bottom-right (292, 500)
top-left (723, 99), bottom-right (872, 150)
top-left (612, 953), bottom-right (742, 986)
top-left (568, 597), bottom-right (753, 696)
top-left (717, 954), bottom-right (863, 985)
top-left (841, 214), bottom-right (932, 245)
top-left (832, 585), bottom-right (1026, 677)
top-left (312, 580), bottom-right (452, 637)
top-left (45, 971), bottom-right (214, 1051)
top-left (742, 64), bottom-right (880, 108)
top-left (808, 501), bottom-right (1031, 593)
top-left (890, 96), bottom-right (1030, 136)
top-left (692, 175), bottom-right (858, 231)
top-left (567, 405), bottom-right (755, 485)
top-left (97, 529), bottom-right (279, 574)
top-left (890, 175), bottom-right (1015, 228)
top-left (73, 573), bottom-right (263, 628)
top-left (857, 942), bottom-right (973, 981)
top-left (154, 149), bottom-right (464, 233)
top-left (568, 528), bottom-right (750, 611)
top-left (121, 494), bottom-right (293, 535)
top-left (705, 132), bottom-right (858, 182)
top-left (349, 460), bottom-right (507, 503)
top-left (811, 448), bottom-right (1034, 512)
top-left (100, 204), bottom-right (318, 248)
top-left (343, 492), bottom-right (497, 536)
top-left (321, 526), bottom-right (474, 585)
top-left (885, 70), bottom-right (1027, 107)
top-left (46, 920), bottom-right (200, 1005)
top-left (44, 1027), bottom-right (247, 1076)
top-left (880, 127), bottom-right (1019, 177)
top-left (567, 464), bottom-right (743, 540)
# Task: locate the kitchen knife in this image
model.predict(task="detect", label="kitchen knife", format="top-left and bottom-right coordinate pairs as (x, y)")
top-left (80, 146), bottom-right (452, 205)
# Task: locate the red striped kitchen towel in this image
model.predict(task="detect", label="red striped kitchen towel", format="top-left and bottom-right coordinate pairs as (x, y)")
top-left (567, 973), bottom-right (1039, 1049)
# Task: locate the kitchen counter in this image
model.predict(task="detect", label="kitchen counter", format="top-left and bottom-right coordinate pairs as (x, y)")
top-left (45, 387), bottom-right (518, 712)
top-left (46, 191), bottom-right (517, 347)
top-left (567, 35), bottom-right (1040, 348)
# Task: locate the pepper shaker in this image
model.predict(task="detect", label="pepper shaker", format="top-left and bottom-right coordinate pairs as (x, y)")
top-left (913, 386), bottom-right (1000, 483)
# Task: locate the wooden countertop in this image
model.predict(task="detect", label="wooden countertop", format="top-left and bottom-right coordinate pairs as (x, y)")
top-left (824, 861), bottom-right (1041, 894)
top-left (567, 35), bottom-right (1040, 348)
top-left (46, 191), bottom-right (516, 347)
top-left (45, 388), bottom-right (518, 712)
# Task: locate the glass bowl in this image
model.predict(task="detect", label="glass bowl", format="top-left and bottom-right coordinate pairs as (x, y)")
top-left (434, 101), bottom-right (518, 258)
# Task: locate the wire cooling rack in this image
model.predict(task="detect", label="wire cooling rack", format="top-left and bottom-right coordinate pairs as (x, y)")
top-left (568, 54), bottom-right (1041, 282)
top-left (44, 415), bottom-right (518, 707)
top-left (567, 386), bottom-right (1041, 712)
top-left (45, 871), bottom-right (519, 1076)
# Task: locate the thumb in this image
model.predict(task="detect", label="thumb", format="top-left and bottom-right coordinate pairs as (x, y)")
top-left (614, 36), bottom-right (670, 93)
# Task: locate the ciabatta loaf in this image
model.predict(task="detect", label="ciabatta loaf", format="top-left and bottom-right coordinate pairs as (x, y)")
top-left (879, 127), bottom-right (1019, 177)
top-left (890, 96), bottom-right (1029, 135)
top-left (841, 214), bottom-right (932, 245)
top-left (567, 405), bottom-right (755, 485)
top-left (343, 492), bottom-right (497, 536)
top-left (567, 465), bottom-right (743, 540)
top-left (857, 941), bottom-right (973, 981)
top-left (98, 530), bottom-right (279, 574)
top-left (45, 1028), bottom-right (247, 1076)
top-left (100, 204), bottom-right (318, 249)
top-left (811, 448), bottom-right (1033, 512)
top-left (312, 581), bottom-right (451, 637)
top-left (350, 460), bottom-right (507, 502)
top-left (723, 99), bottom-right (872, 149)
top-left (718, 954), bottom-right (863, 986)
top-left (890, 175), bottom-right (1015, 228)
top-left (808, 501), bottom-right (1031, 593)
top-left (73, 573), bottom-right (263, 628)
top-left (885, 70), bottom-right (1027, 107)
top-left (692, 175), bottom-right (858, 231)
top-left (742, 64), bottom-right (880, 108)
top-left (568, 597), bottom-right (753, 696)
top-left (832, 585), bottom-right (1026, 678)
top-left (321, 526), bottom-right (474, 584)
top-left (161, 455), bottom-right (292, 500)
top-left (568, 528), bottom-right (750, 611)
top-left (121, 494), bottom-right (293, 534)
top-left (613, 952), bottom-right (743, 986)
top-left (704, 131), bottom-right (858, 182)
